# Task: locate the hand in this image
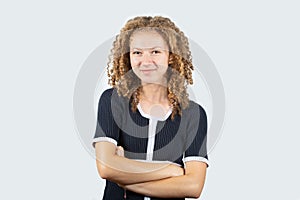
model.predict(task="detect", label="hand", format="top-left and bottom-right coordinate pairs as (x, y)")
top-left (115, 146), bottom-right (125, 157)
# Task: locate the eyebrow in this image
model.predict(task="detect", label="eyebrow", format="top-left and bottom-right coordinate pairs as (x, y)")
top-left (130, 46), bottom-right (164, 50)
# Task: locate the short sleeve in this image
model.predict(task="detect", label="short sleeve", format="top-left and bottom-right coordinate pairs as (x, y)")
top-left (92, 88), bottom-right (121, 148)
top-left (183, 103), bottom-right (209, 167)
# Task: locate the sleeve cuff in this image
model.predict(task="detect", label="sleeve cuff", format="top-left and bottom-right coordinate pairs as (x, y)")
top-left (182, 156), bottom-right (210, 167)
top-left (92, 137), bottom-right (118, 148)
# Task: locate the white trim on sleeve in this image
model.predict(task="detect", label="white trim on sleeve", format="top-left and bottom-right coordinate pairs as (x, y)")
top-left (92, 137), bottom-right (117, 147)
top-left (182, 156), bottom-right (210, 167)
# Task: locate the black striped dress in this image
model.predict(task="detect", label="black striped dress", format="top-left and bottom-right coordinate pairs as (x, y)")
top-left (93, 88), bottom-right (209, 200)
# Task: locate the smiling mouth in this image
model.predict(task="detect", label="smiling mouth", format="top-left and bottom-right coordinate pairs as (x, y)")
top-left (141, 69), bottom-right (156, 72)
top-left (140, 69), bottom-right (157, 74)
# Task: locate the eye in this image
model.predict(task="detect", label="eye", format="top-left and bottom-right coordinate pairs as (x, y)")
top-left (152, 50), bottom-right (161, 54)
top-left (132, 51), bottom-right (142, 55)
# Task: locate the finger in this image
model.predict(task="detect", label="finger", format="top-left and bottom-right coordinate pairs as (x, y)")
top-left (116, 146), bottom-right (125, 157)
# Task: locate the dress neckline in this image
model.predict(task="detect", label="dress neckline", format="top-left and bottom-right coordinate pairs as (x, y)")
top-left (137, 103), bottom-right (172, 121)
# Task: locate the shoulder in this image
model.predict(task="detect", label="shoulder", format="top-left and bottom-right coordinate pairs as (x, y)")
top-left (99, 88), bottom-right (124, 102)
top-left (179, 100), bottom-right (208, 129)
top-left (183, 100), bottom-right (207, 118)
top-left (99, 88), bottom-right (114, 100)
top-left (98, 88), bottom-right (127, 111)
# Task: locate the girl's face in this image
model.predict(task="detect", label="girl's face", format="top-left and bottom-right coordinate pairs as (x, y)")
top-left (129, 30), bottom-right (169, 85)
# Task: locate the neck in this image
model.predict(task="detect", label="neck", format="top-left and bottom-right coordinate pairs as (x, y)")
top-left (140, 83), bottom-right (168, 103)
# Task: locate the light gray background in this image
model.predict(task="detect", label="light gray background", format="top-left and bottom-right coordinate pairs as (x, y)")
top-left (0, 0), bottom-right (299, 199)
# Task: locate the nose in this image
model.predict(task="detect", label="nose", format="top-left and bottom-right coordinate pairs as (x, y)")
top-left (141, 52), bottom-right (153, 66)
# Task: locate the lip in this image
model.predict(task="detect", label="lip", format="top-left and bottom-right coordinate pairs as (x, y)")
top-left (140, 69), bottom-right (156, 72)
top-left (140, 69), bottom-right (156, 74)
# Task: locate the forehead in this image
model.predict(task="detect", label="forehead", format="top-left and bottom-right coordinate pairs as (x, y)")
top-left (129, 30), bottom-right (168, 49)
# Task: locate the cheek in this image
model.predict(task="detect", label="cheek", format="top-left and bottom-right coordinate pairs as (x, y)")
top-left (130, 62), bottom-right (139, 75)
top-left (130, 56), bottom-right (139, 67)
top-left (160, 55), bottom-right (169, 73)
top-left (159, 55), bottom-right (169, 66)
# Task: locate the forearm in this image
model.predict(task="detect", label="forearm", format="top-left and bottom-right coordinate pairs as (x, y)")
top-left (96, 142), bottom-right (183, 185)
top-left (97, 155), bottom-right (183, 185)
top-left (124, 174), bottom-right (205, 198)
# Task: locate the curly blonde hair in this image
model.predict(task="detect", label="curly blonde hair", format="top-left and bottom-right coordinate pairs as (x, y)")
top-left (106, 16), bottom-right (194, 120)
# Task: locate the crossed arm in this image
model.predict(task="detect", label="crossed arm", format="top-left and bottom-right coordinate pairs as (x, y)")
top-left (95, 141), bottom-right (207, 199)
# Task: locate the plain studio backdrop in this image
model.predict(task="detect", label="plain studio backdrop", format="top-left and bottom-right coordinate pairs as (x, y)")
top-left (0, 0), bottom-right (299, 200)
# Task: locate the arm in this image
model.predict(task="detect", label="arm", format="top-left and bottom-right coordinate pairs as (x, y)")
top-left (123, 161), bottom-right (207, 199)
top-left (95, 141), bottom-right (184, 185)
